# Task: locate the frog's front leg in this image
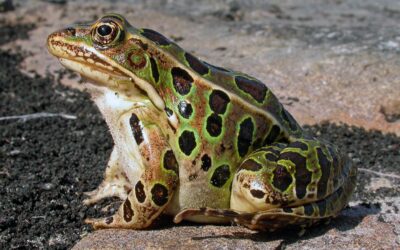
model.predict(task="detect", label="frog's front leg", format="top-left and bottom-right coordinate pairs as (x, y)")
top-left (83, 147), bottom-right (132, 205)
top-left (86, 112), bottom-right (179, 229)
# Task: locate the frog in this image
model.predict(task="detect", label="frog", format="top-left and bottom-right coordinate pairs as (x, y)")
top-left (47, 13), bottom-right (357, 231)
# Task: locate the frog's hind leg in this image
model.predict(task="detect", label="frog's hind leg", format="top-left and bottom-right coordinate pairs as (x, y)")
top-left (175, 139), bottom-right (357, 231)
top-left (83, 147), bottom-right (132, 205)
top-left (173, 206), bottom-right (316, 231)
top-left (174, 172), bottom-right (355, 231)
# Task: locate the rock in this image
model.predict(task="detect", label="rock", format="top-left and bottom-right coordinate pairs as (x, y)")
top-left (72, 225), bottom-right (283, 249)
top-left (73, 208), bottom-right (400, 249)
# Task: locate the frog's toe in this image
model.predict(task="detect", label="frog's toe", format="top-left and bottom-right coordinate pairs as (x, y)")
top-left (83, 184), bottom-right (130, 205)
top-left (85, 216), bottom-right (115, 229)
top-left (174, 207), bottom-right (242, 224)
top-left (82, 190), bottom-right (101, 205)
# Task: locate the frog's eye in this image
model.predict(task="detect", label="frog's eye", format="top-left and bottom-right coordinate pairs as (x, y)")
top-left (92, 21), bottom-right (123, 47)
top-left (97, 25), bottom-right (112, 36)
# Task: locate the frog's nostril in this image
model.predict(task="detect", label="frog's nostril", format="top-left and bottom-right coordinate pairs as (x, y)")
top-left (65, 27), bottom-right (76, 36)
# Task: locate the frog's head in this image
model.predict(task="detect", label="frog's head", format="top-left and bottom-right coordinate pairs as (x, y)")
top-left (47, 14), bottom-right (165, 109)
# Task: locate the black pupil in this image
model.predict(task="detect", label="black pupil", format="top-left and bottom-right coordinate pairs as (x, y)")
top-left (98, 25), bottom-right (112, 36)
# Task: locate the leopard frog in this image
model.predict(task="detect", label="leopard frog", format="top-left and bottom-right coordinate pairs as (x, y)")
top-left (47, 14), bottom-right (357, 231)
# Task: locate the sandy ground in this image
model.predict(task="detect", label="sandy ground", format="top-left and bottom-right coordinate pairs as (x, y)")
top-left (0, 0), bottom-right (399, 249)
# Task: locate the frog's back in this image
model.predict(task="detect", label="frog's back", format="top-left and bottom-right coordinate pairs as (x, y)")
top-left (132, 26), bottom-right (304, 141)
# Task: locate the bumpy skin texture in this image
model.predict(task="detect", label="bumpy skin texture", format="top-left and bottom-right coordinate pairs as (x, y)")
top-left (47, 14), bottom-right (357, 231)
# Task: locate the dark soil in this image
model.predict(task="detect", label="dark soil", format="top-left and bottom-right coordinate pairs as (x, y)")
top-left (1, 26), bottom-right (399, 249)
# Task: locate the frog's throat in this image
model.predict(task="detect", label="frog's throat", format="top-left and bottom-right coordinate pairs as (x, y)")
top-left (48, 41), bottom-right (164, 111)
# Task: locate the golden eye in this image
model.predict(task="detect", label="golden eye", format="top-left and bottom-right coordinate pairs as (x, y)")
top-left (92, 21), bottom-right (123, 47)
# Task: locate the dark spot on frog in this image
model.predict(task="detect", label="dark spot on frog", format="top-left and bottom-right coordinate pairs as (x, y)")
top-left (141, 28), bottom-right (171, 46)
top-left (150, 57), bottom-right (159, 83)
top-left (206, 113), bottom-right (222, 137)
top-left (265, 152), bottom-right (278, 162)
top-left (178, 130), bottom-right (196, 156)
top-left (201, 154), bottom-right (212, 171)
top-left (171, 67), bottom-right (193, 96)
top-left (151, 183), bottom-right (169, 206)
top-left (209, 89), bottom-right (230, 114)
top-left (135, 181), bottom-right (146, 203)
top-left (105, 216), bottom-right (113, 224)
top-left (237, 117), bottom-right (254, 157)
top-left (165, 107), bottom-right (173, 117)
top-left (272, 164), bottom-right (292, 193)
top-left (290, 140), bottom-right (309, 151)
top-left (129, 38), bottom-right (148, 51)
top-left (163, 150), bottom-right (179, 175)
top-left (178, 101), bottom-right (193, 119)
top-left (264, 125), bottom-right (280, 145)
top-left (250, 189), bottom-right (265, 199)
top-left (253, 138), bottom-right (263, 149)
top-left (239, 159), bottom-right (262, 172)
top-left (210, 164), bottom-right (230, 187)
top-left (185, 52), bottom-right (209, 75)
top-left (327, 146), bottom-right (340, 187)
top-left (282, 207), bottom-right (293, 213)
top-left (317, 199), bottom-right (327, 216)
top-left (219, 143), bottom-right (226, 153)
top-left (130, 113), bottom-right (143, 145)
top-left (303, 204), bottom-right (314, 216)
top-left (281, 108), bottom-right (300, 131)
top-left (316, 147), bottom-right (331, 199)
top-left (222, 210), bottom-right (239, 218)
top-left (280, 151), bottom-right (310, 199)
top-left (123, 198), bottom-right (134, 222)
top-left (189, 174), bottom-right (197, 181)
top-left (235, 75), bottom-right (268, 103)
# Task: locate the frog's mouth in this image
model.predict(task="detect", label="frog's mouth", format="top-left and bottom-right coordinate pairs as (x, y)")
top-left (57, 57), bottom-right (131, 88)
top-left (47, 30), bottom-right (165, 110)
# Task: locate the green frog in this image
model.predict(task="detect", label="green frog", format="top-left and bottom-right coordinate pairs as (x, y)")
top-left (47, 14), bottom-right (357, 231)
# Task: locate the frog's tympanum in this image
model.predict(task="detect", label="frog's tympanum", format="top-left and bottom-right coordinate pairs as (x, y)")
top-left (47, 14), bottom-right (357, 231)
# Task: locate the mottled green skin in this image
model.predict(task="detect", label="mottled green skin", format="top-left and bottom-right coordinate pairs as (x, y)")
top-left (47, 14), bottom-right (357, 231)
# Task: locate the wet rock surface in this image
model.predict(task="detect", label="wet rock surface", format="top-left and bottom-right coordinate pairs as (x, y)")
top-left (1, 0), bottom-right (399, 249)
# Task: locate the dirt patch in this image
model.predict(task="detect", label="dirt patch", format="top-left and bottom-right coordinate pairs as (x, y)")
top-left (0, 23), bottom-right (35, 46)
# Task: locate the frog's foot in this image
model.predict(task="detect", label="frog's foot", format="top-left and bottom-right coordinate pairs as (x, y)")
top-left (85, 216), bottom-right (117, 229)
top-left (85, 189), bottom-right (165, 230)
top-left (83, 147), bottom-right (132, 205)
top-left (85, 211), bottom-right (139, 230)
top-left (83, 181), bottom-right (131, 205)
